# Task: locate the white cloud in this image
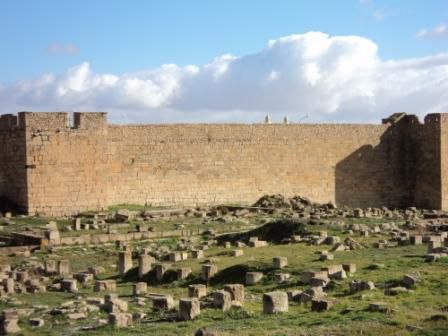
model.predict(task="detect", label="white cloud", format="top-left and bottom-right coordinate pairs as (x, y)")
top-left (416, 24), bottom-right (448, 39)
top-left (1, 31), bottom-right (448, 124)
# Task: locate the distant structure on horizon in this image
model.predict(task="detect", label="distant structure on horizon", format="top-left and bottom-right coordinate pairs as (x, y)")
top-left (0, 111), bottom-right (446, 216)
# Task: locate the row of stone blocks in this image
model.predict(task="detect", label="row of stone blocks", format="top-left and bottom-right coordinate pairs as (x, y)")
top-left (117, 249), bottom-right (212, 281)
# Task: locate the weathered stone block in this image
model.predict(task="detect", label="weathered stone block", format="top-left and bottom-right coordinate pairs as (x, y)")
top-left (94, 280), bottom-right (116, 292)
top-left (246, 272), bottom-right (263, 285)
top-left (311, 298), bottom-right (335, 311)
top-left (138, 254), bottom-right (154, 278)
top-left (61, 279), bottom-right (78, 293)
top-left (179, 298), bottom-right (200, 320)
top-left (201, 264), bottom-right (218, 281)
top-left (155, 263), bottom-right (171, 282)
top-left (108, 312), bottom-right (132, 328)
top-left (57, 260), bottom-right (70, 276)
top-left (213, 290), bottom-right (232, 311)
top-left (176, 268), bottom-right (192, 280)
top-left (273, 256), bottom-right (288, 269)
top-left (132, 282), bottom-right (147, 296)
top-left (152, 295), bottom-right (174, 310)
top-left (191, 250), bottom-right (204, 259)
top-left (263, 291), bottom-right (288, 314)
top-left (188, 284), bottom-right (207, 298)
top-left (224, 284), bottom-right (245, 303)
top-left (118, 251), bottom-right (132, 277)
top-left (342, 263), bottom-right (357, 273)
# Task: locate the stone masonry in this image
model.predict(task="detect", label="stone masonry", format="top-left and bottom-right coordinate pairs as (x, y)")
top-left (1, 111), bottom-right (448, 216)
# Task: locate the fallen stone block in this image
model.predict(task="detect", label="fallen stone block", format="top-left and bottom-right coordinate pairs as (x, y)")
top-left (155, 263), bottom-right (171, 282)
top-left (179, 298), bottom-right (200, 320)
top-left (349, 280), bottom-right (375, 293)
top-left (176, 268), bottom-right (192, 280)
top-left (224, 284), bottom-right (245, 304)
top-left (368, 302), bottom-right (389, 313)
top-left (263, 291), bottom-right (288, 314)
top-left (61, 279), bottom-right (78, 293)
top-left (311, 298), bottom-right (335, 311)
top-left (402, 274), bottom-right (418, 288)
top-left (189, 284), bottom-right (207, 298)
top-left (132, 282), bottom-right (147, 296)
top-left (343, 263), bottom-right (357, 274)
top-left (94, 280), bottom-right (116, 292)
top-left (213, 290), bottom-right (232, 311)
top-left (272, 256), bottom-right (288, 269)
top-left (246, 272), bottom-right (263, 285)
top-left (201, 264), bottom-right (218, 281)
top-left (274, 273), bottom-right (291, 283)
top-left (108, 312), bottom-right (133, 327)
top-left (232, 249), bottom-right (244, 257)
top-left (152, 295), bottom-right (174, 311)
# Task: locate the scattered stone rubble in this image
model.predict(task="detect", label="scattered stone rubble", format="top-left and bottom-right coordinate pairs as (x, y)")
top-left (0, 194), bottom-right (447, 332)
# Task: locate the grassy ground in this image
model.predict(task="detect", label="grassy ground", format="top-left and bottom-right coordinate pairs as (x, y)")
top-left (1, 209), bottom-right (448, 335)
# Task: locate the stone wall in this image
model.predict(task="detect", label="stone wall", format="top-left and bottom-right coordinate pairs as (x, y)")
top-left (107, 123), bottom-right (401, 208)
top-left (441, 114), bottom-right (448, 210)
top-left (413, 114), bottom-right (442, 209)
top-left (0, 114), bottom-right (27, 210)
top-left (21, 112), bottom-right (108, 216)
top-left (1, 111), bottom-right (448, 216)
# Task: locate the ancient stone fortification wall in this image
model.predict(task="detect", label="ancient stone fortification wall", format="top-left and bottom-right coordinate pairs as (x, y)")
top-left (413, 113), bottom-right (448, 210)
top-left (20, 113), bottom-right (108, 214)
top-left (20, 112), bottom-right (108, 216)
top-left (0, 114), bottom-right (27, 209)
top-left (107, 123), bottom-right (403, 208)
top-left (414, 114), bottom-right (442, 209)
top-left (1, 111), bottom-right (448, 216)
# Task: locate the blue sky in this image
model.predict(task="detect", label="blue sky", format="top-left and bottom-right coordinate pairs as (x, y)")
top-left (1, 0), bottom-right (447, 82)
top-left (0, 0), bottom-right (447, 123)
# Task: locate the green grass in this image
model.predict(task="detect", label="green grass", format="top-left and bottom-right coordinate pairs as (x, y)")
top-left (2, 212), bottom-right (448, 335)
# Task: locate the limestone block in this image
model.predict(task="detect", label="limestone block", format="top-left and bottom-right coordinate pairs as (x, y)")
top-left (61, 279), bottom-right (78, 293)
top-left (342, 263), bottom-right (357, 273)
top-left (138, 254), bottom-right (154, 278)
top-left (188, 284), bottom-right (207, 298)
top-left (117, 251), bottom-right (132, 277)
top-left (94, 280), bottom-right (116, 292)
top-left (44, 260), bottom-right (57, 274)
top-left (176, 268), bottom-right (192, 280)
top-left (311, 298), bottom-right (335, 311)
top-left (272, 256), bottom-right (288, 269)
top-left (132, 282), bottom-right (147, 296)
top-left (191, 250), bottom-right (204, 259)
top-left (155, 263), bottom-right (171, 282)
top-left (213, 290), bottom-right (232, 311)
top-left (152, 295), bottom-right (174, 310)
top-left (246, 272), bottom-right (263, 285)
top-left (179, 298), bottom-right (200, 320)
top-left (201, 264), bottom-right (218, 281)
top-left (232, 249), bottom-right (244, 257)
top-left (224, 284), bottom-right (245, 303)
top-left (168, 252), bottom-right (182, 262)
top-left (57, 260), bottom-right (70, 276)
top-left (108, 312), bottom-right (132, 328)
top-left (263, 291), bottom-right (288, 314)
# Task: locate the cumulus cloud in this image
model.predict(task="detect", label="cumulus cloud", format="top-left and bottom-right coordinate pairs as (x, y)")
top-left (416, 24), bottom-right (448, 39)
top-left (1, 31), bottom-right (448, 124)
top-left (46, 43), bottom-right (79, 55)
